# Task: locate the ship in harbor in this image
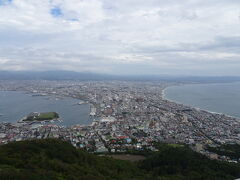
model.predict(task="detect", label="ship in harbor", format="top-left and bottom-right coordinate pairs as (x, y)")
top-left (78, 101), bottom-right (88, 105)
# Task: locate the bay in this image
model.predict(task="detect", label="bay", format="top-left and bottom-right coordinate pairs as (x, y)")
top-left (0, 91), bottom-right (91, 126)
top-left (164, 82), bottom-right (240, 118)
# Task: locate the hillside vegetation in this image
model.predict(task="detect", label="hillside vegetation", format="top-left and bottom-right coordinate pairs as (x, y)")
top-left (0, 139), bottom-right (239, 180)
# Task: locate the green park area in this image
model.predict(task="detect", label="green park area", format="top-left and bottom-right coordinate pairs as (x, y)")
top-left (22, 112), bottom-right (59, 122)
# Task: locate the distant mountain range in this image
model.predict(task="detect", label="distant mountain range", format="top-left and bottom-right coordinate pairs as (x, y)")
top-left (0, 70), bottom-right (240, 83)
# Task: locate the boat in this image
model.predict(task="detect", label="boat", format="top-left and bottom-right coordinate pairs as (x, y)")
top-left (78, 101), bottom-right (87, 105)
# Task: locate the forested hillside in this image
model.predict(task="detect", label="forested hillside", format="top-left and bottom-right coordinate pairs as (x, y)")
top-left (0, 139), bottom-right (239, 180)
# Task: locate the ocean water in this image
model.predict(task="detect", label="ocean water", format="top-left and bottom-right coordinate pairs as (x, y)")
top-left (0, 91), bottom-right (91, 126)
top-left (164, 82), bottom-right (240, 118)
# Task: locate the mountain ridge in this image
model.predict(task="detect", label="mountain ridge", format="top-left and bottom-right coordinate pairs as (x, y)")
top-left (1, 70), bottom-right (240, 82)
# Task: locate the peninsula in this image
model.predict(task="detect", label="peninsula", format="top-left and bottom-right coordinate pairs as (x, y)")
top-left (20, 112), bottom-right (59, 123)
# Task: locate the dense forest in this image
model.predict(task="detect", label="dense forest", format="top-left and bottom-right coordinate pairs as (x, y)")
top-left (0, 139), bottom-right (239, 180)
top-left (207, 144), bottom-right (240, 161)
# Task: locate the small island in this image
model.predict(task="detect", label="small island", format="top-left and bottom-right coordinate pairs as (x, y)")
top-left (20, 112), bottom-right (59, 123)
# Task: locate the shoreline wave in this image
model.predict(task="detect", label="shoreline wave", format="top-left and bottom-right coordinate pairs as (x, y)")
top-left (161, 84), bottom-right (240, 120)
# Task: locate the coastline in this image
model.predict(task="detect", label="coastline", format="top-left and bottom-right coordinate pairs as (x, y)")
top-left (161, 83), bottom-right (240, 120)
top-left (0, 90), bottom-right (92, 126)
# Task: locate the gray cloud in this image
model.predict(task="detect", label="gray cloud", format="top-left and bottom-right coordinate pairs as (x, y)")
top-left (0, 0), bottom-right (240, 75)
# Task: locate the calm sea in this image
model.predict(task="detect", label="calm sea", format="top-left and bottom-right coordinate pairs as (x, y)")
top-left (164, 82), bottom-right (240, 118)
top-left (0, 91), bottom-right (91, 126)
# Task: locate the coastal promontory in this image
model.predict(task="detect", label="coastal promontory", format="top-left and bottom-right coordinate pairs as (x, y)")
top-left (20, 112), bottom-right (59, 122)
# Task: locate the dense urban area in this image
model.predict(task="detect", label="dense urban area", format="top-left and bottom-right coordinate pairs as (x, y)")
top-left (0, 80), bottom-right (240, 163)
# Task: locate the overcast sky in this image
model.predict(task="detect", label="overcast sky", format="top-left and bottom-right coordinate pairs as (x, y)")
top-left (0, 0), bottom-right (240, 76)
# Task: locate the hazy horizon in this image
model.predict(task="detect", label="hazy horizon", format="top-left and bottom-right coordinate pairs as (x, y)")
top-left (1, 70), bottom-right (240, 82)
top-left (2, 69), bottom-right (240, 77)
